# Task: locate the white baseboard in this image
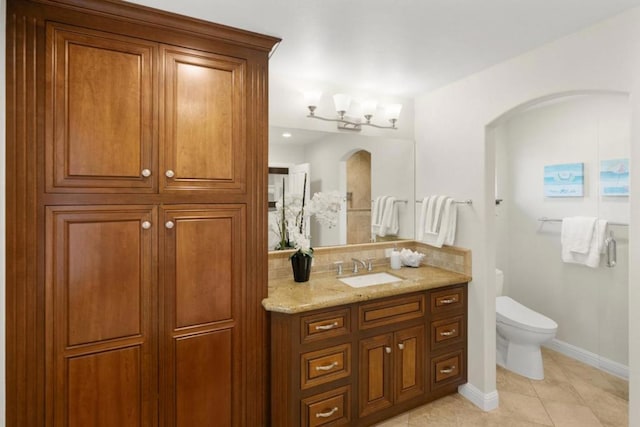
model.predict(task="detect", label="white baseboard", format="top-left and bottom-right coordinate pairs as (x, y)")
top-left (544, 338), bottom-right (629, 380)
top-left (458, 383), bottom-right (499, 412)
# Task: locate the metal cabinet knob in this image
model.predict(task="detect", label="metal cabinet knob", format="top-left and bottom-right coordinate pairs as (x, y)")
top-left (141, 169), bottom-right (152, 177)
top-left (398, 343), bottom-right (405, 350)
top-left (165, 170), bottom-right (175, 178)
top-left (141, 221), bottom-right (151, 230)
top-left (384, 346), bottom-right (392, 354)
top-left (165, 221), bottom-right (175, 229)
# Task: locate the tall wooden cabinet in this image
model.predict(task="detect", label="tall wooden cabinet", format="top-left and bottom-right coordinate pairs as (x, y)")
top-left (6, 1), bottom-right (279, 426)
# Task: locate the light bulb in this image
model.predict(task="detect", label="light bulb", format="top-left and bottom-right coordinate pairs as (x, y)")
top-left (362, 99), bottom-right (378, 119)
top-left (303, 91), bottom-right (322, 108)
top-left (333, 94), bottom-right (352, 116)
top-left (385, 104), bottom-right (402, 121)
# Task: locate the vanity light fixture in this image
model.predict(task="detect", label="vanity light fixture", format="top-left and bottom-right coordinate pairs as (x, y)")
top-left (304, 91), bottom-right (401, 131)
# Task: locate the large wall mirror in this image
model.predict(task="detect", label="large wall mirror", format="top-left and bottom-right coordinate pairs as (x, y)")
top-left (268, 126), bottom-right (415, 249)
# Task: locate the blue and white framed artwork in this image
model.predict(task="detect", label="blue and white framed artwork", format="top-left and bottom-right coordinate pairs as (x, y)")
top-left (600, 158), bottom-right (629, 196)
top-left (544, 162), bottom-right (584, 197)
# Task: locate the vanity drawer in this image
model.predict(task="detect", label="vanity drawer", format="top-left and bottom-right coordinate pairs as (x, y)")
top-left (301, 343), bottom-right (351, 390)
top-left (430, 315), bottom-right (465, 350)
top-left (431, 350), bottom-right (465, 389)
top-left (429, 286), bottom-right (465, 315)
top-left (359, 293), bottom-right (426, 330)
top-left (301, 385), bottom-right (351, 427)
top-left (301, 308), bottom-right (351, 343)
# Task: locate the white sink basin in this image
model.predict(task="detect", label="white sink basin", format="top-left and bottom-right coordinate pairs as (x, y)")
top-left (339, 272), bottom-right (403, 288)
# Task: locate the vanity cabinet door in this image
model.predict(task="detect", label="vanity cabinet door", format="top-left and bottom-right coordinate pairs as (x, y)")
top-left (394, 325), bottom-right (425, 403)
top-left (160, 46), bottom-right (247, 193)
top-left (358, 325), bottom-right (427, 419)
top-left (359, 334), bottom-right (393, 417)
top-left (160, 205), bottom-right (245, 427)
top-left (46, 23), bottom-right (156, 193)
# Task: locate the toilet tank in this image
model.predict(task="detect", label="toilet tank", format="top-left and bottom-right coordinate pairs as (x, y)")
top-left (495, 269), bottom-right (504, 296)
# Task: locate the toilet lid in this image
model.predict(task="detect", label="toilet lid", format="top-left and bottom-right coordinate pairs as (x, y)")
top-left (496, 296), bottom-right (558, 333)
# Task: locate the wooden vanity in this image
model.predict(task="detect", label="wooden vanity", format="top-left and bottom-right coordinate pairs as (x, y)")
top-left (264, 266), bottom-right (469, 426)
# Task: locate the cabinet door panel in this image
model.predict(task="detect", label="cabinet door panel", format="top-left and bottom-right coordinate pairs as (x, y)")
top-left (161, 46), bottom-right (246, 192)
top-left (46, 24), bottom-right (155, 192)
top-left (358, 334), bottom-right (393, 417)
top-left (175, 330), bottom-right (232, 426)
top-left (394, 325), bottom-right (425, 403)
top-left (162, 205), bottom-right (245, 427)
top-left (175, 216), bottom-right (233, 327)
top-left (47, 206), bottom-right (156, 426)
top-left (67, 347), bottom-right (141, 427)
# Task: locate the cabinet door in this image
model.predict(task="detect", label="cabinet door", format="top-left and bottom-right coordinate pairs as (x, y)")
top-left (394, 325), bottom-right (425, 403)
top-left (46, 23), bottom-right (156, 193)
top-left (358, 334), bottom-right (393, 417)
top-left (160, 46), bottom-right (246, 192)
top-left (46, 206), bottom-right (157, 426)
top-left (161, 205), bottom-right (245, 427)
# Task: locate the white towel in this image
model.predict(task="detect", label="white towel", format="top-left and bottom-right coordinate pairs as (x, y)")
top-left (561, 217), bottom-right (597, 254)
top-left (371, 196), bottom-right (387, 237)
top-left (421, 196), bottom-right (446, 246)
top-left (419, 195), bottom-right (457, 248)
top-left (417, 196), bottom-right (433, 241)
top-left (442, 198), bottom-right (458, 246)
top-left (379, 197), bottom-right (399, 236)
top-left (562, 219), bottom-right (608, 268)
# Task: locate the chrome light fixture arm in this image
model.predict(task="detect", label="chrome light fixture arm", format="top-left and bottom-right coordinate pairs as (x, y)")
top-left (306, 106), bottom-right (397, 131)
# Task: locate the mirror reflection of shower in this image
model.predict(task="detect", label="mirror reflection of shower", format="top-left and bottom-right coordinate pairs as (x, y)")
top-left (346, 150), bottom-right (372, 244)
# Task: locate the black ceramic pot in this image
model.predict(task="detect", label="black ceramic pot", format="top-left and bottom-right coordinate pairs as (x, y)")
top-left (290, 252), bottom-right (312, 283)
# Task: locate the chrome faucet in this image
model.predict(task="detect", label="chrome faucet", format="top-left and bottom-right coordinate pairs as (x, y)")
top-left (351, 258), bottom-right (367, 273)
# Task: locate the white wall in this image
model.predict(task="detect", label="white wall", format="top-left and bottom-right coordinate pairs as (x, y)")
top-left (414, 9), bottom-right (640, 420)
top-left (268, 142), bottom-right (306, 166)
top-left (495, 94), bottom-right (629, 365)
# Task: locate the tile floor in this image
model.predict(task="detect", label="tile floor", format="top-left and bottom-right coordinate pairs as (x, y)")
top-left (374, 348), bottom-right (629, 427)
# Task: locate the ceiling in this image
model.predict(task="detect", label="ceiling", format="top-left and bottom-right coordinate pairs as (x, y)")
top-left (129, 0), bottom-right (640, 97)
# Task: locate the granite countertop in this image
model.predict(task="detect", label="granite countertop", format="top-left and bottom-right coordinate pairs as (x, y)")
top-left (262, 265), bottom-right (471, 314)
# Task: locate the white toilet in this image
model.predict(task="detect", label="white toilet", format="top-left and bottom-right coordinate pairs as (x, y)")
top-left (495, 269), bottom-right (558, 380)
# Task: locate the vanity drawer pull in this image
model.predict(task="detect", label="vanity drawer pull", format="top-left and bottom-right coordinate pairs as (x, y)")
top-left (315, 407), bottom-right (339, 418)
top-left (315, 362), bottom-right (338, 372)
top-left (433, 351), bottom-right (463, 385)
top-left (430, 286), bottom-right (466, 313)
top-left (315, 322), bottom-right (339, 331)
top-left (302, 386), bottom-right (350, 426)
top-left (302, 309), bottom-right (350, 343)
top-left (302, 343), bottom-right (351, 390)
top-left (440, 329), bottom-right (456, 337)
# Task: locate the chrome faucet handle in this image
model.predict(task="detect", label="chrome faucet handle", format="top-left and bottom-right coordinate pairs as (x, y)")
top-left (351, 258), bottom-right (367, 273)
top-left (334, 261), bottom-right (344, 275)
top-left (366, 258), bottom-right (374, 271)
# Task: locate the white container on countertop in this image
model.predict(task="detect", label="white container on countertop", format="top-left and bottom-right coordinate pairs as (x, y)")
top-left (390, 248), bottom-right (402, 270)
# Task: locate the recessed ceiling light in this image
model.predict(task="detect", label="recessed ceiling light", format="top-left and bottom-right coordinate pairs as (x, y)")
top-left (282, 132), bottom-right (292, 138)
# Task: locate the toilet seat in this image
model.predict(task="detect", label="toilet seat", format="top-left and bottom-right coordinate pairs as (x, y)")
top-left (496, 296), bottom-right (558, 333)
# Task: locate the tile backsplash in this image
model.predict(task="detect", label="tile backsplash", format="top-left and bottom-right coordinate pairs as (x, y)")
top-left (268, 240), bottom-right (471, 280)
